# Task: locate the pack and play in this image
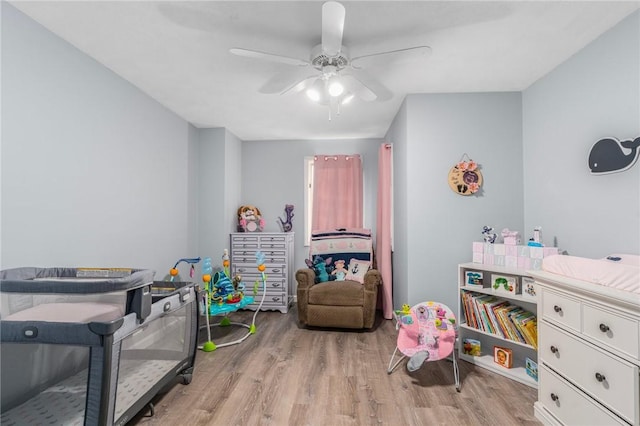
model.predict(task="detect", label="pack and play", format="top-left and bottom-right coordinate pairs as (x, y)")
top-left (0, 267), bottom-right (199, 425)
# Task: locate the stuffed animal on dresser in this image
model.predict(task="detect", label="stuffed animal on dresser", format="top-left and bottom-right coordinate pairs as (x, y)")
top-left (237, 205), bottom-right (265, 232)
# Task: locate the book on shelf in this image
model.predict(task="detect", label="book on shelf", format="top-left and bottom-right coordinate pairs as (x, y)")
top-left (486, 299), bottom-right (510, 339)
top-left (465, 270), bottom-right (484, 288)
top-left (476, 295), bottom-right (496, 334)
top-left (507, 308), bottom-right (529, 344)
top-left (462, 290), bottom-right (537, 347)
top-left (463, 338), bottom-right (481, 356)
top-left (494, 346), bottom-right (513, 368)
top-left (525, 357), bottom-right (539, 381)
top-left (520, 316), bottom-right (538, 348)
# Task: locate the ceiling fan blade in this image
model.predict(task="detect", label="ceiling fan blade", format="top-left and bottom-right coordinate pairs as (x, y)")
top-left (229, 48), bottom-right (309, 67)
top-left (351, 45), bottom-right (432, 69)
top-left (342, 70), bottom-right (394, 102)
top-left (281, 76), bottom-right (319, 96)
top-left (341, 73), bottom-right (377, 102)
top-left (258, 72), bottom-right (304, 94)
top-left (321, 1), bottom-right (345, 57)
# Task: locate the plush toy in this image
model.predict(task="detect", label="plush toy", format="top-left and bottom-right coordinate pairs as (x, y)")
top-left (237, 205), bottom-right (265, 232)
top-left (482, 226), bottom-right (497, 243)
top-left (305, 255), bottom-right (334, 283)
top-left (277, 204), bottom-right (294, 232)
top-left (331, 259), bottom-right (347, 281)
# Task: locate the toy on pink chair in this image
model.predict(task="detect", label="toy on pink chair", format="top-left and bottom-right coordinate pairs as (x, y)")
top-left (388, 301), bottom-right (461, 392)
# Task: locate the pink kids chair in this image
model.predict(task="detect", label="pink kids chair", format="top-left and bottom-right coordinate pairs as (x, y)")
top-left (387, 301), bottom-right (461, 392)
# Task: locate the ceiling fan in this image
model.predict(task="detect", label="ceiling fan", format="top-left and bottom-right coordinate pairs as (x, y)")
top-left (229, 1), bottom-right (431, 118)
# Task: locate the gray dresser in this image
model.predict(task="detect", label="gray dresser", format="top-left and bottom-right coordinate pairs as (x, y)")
top-left (230, 232), bottom-right (294, 313)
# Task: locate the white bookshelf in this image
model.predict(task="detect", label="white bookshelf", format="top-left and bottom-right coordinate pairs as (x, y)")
top-left (457, 262), bottom-right (538, 388)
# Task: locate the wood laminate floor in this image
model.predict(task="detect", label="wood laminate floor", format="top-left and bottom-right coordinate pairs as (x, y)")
top-left (130, 306), bottom-right (541, 426)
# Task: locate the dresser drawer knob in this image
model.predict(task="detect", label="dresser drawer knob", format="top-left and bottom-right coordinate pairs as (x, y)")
top-left (553, 305), bottom-right (562, 313)
top-left (550, 345), bottom-right (558, 354)
top-left (599, 323), bottom-right (610, 333)
top-left (550, 393), bottom-right (559, 402)
top-left (595, 372), bottom-right (606, 382)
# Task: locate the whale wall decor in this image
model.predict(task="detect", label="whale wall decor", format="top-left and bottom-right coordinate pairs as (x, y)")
top-left (588, 136), bottom-right (640, 175)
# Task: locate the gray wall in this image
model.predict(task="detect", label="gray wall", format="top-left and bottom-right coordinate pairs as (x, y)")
top-left (523, 10), bottom-right (640, 258)
top-left (241, 138), bottom-right (382, 269)
top-left (196, 128), bottom-right (243, 267)
top-left (388, 92), bottom-right (524, 311)
top-left (1, 3), bottom-right (196, 279)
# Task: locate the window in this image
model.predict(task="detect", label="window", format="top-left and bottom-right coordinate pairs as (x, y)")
top-left (304, 155), bottom-right (364, 246)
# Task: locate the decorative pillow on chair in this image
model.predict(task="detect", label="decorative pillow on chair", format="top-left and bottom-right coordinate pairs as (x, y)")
top-left (346, 259), bottom-right (371, 284)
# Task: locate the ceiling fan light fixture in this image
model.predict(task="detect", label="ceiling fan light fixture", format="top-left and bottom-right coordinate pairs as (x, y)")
top-left (306, 78), bottom-right (326, 103)
top-left (306, 87), bottom-right (321, 102)
top-left (327, 77), bottom-right (344, 97)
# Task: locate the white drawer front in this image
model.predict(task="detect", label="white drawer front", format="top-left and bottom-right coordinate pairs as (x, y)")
top-left (583, 303), bottom-right (639, 360)
top-left (231, 251), bottom-right (258, 262)
top-left (231, 235), bottom-right (259, 243)
top-left (232, 248), bottom-right (258, 256)
top-left (232, 242), bottom-right (259, 250)
top-left (233, 266), bottom-right (286, 278)
top-left (233, 256), bottom-right (286, 264)
top-left (251, 293), bottom-right (286, 306)
top-left (249, 281), bottom-right (287, 296)
top-left (541, 288), bottom-right (581, 332)
top-left (259, 235), bottom-right (287, 243)
top-left (539, 363), bottom-right (627, 426)
top-left (257, 249), bottom-right (286, 257)
top-left (540, 322), bottom-right (639, 424)
top-left (259, 242), bottom-right (286, 250)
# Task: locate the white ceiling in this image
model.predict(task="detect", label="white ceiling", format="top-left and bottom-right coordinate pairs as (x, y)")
top-left (10, 1), bottom-right (640, 141)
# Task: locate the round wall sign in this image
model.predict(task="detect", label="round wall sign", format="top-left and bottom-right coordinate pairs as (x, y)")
top-left (448, 159), bottom-right (482, 196)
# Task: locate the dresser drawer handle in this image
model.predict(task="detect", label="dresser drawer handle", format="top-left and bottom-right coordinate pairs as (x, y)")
top-left (550, 345), bottom-right (558, 354)
top-left (272, 269), bottom-right (281, 273)
top-left (272, 297), bottom-right (281, 302)
top-left (553, 305), bottom-right (562, 313)
top-left (272, 282), bottom-right (281, 287)
top-left (595, 372), bottom-right (606, 382)
top-left (550, 393), bottom-right (559, 402)
top-left (599, 323), bottom-right (610, 333)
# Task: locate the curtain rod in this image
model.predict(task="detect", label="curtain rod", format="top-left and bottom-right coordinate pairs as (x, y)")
top-left (314, 155), bottom-right (361, 161)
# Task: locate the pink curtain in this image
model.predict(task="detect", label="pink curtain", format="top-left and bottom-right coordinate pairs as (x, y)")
top-left (376, 144), bottom-right (393, 319)
top-left (312, 155), bottom-right (363, 231)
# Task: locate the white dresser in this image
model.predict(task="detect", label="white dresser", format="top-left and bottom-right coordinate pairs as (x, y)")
top-left (230, 232), bottom-right (294, 313)
top-left (531, 270), bottom-right (640, 426)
